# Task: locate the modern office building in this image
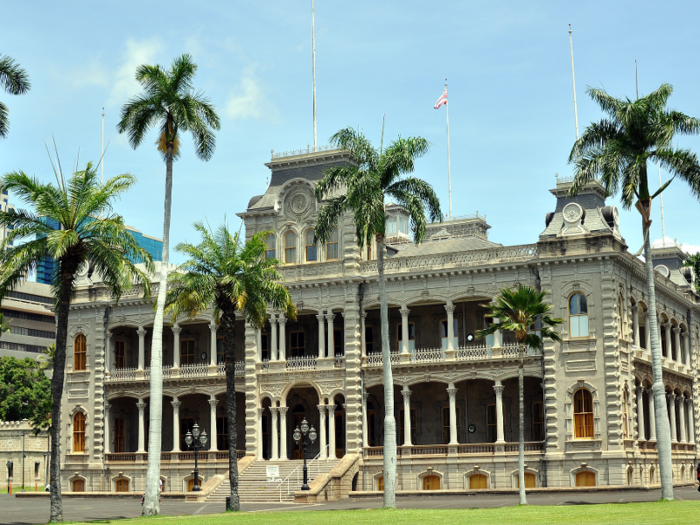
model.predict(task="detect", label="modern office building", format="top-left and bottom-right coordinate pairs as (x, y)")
top-left (0, 280), bottom-right (55, 359)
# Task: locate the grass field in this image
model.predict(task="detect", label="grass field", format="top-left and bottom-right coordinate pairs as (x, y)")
top-left (57, 501), bottom-right (700, 525)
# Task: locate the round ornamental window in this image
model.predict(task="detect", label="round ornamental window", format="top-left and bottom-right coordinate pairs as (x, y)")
top-left (562, 202), bottom-right (584, 223)
top-left (290, 193), bottom-right (309, 214)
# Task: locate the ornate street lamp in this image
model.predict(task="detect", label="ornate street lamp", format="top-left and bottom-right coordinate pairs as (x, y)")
top-left (292, 418), bottom-right (317, 490)
top-left (184, 423), bottom-right (208, 491)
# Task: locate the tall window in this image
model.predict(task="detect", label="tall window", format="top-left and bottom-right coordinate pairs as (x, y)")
top-left (284, 231), bottom-right (297, 264)
top-left (180, 339), bottom-right (195, 365)
top-left (73, 412), bottom-right (86, 453)
top-left (398, 216), bottom-right (409, 235)
top-left (486, 404), bottom-right (501, 443)
top-left (440, 319), bottom-right (459, 350)
top-left (217, 415), bottom-right (228, 450)
top-left (441, 406), bottom-right (461, 444)
top-left (290, 331), bottom-right (305, 357)
top-left (114, 341), bottom-right (126, 369)
top-left (261, 333), bottom-right (270, 361)
top-left (573, 388), bottom-right (594, 439)
top-left (305, 229), bottom-right (317, 262)
top-left (334, 328), bottom-right (343, 356)
top-left (398, 408), bottom-right (417, 445)
top-left (532, 401), bottom-right (544, 441)
top-left (265, 234), bottom-right (276, 260)
top-left (386, 217), bottom-right (397, 235)
top-left (326, 227), bottom-right (339, 260)
top-left (114, 418), bottom-right (125, 452)
top-left (365, 326), bottom-right (374, 354)
top-left (216, 337), bottom-right (224, 364)
top-left (397, 322), bottom-right (416, 352)
top-left (569, 293), bottom-right (589, 338)
top-left (74, 334), bottom-right (87, 371)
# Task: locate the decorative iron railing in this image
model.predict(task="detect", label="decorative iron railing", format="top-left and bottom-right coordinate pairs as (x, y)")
top-left (456, 344), bottom-right (490, 361)
top-left (179, 363), bottom-right (208, 378)
top-left (271, 144), bottom-right (341, 160)
top-left (411, 348), bottom-right (445, 364)
top-left (108, 367), bottom-right (136, 381)
top-left (286, 355), bottom-right (317, 371)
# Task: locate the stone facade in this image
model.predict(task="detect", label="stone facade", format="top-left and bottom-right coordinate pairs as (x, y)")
top-left (59, 150), bottom-right (700, 495)
top-left (1, 420), bottom-right (50, 491)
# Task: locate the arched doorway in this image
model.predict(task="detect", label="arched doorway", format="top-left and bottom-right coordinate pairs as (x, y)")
top-left (469, 473), bottom-right (488, 489)
top-left (285, 386), bottom-right (320, 459)
top-left (422, 474), bottom-right (441, 490)
top-left (575, 471), bottom-right (596, 487)
top-left (332, 394), bottom-right (346, 458)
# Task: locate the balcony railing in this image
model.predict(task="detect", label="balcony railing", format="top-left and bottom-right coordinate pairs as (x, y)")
top-left (106, 361), bottom-right (245, 382)
top-left (108, 450), bottom-right (246, 463)
top-left (363, 441), bottom-right (544, 458)
top-left (364, 344), bottom-right (541, 368)
top-left (286, 355), bottom-right (317, 371)
top-left (109, 367), bottom-right (136, 381)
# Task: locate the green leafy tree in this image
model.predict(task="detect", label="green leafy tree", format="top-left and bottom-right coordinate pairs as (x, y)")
top-left (477, 285), bottom-right (562, 505)
top-left (164, 223), bottom-right (295, 511)
top-left (568, 83), bottom-right (700, 500)
top-left (0, 312), bottom-right (9, 335)
top-left (0, 356), bottom-right (51, 421)
top-left (117, 54), bottom-right (220, 516)
top-left (313, 127), bottom-right (441, 508)
top-left (0, 162), bottom-right (153, 522)
top-left (0, 54), bottom-right (31, 139)
top-left (683, 253), bottom-right (700, 293)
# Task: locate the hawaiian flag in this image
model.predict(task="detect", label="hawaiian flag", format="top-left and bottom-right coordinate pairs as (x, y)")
top-left (434, 89), bottom-right (448, 109)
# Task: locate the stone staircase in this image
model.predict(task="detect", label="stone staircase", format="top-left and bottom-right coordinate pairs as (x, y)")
top-left (206, 458), bottom-right (339, 503)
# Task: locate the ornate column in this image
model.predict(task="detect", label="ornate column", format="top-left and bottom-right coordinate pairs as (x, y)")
top-left (104, 331), bottom-right (112, 373)
top-left (682, 332), bottom-right (691, 367)
top-left (172, 325), bottom-right (181, 368)
top-left (171, 399), bottom-right (181, 452)
top-left (401, 386), bottom-right (412, 446)
top-left (667, 392), bottom-right (677, 442)
top-left (361, 392), bottom-right (369, 447)
top-left (278, 314), bottom-right (287, 361)
top-left (210, 322), bottom-right (218, 366)
top-left (492, 317), bottom-right (502, 348)
top-left (256, 328), bottom-right (263, 362)
top-left (360, 312), bottom-right (367, 357)
top-left (686, 397), bottom-right (695, 444)
top-left (104, 403), bottom-right (111, 454)
top-left (494, 381), bottom-right (505, 443)
top-left (317, 311), bottom-right (326, 359)
top-left (270, 315), bottom-right (278, 361)
top-left (328, 404), bottom-right (336, 458)
top-left (318, 404), bottom-right (327, 459)
top-left (209, 395), bottom-right (218, 451)
top-left (447, 383), bottom-right (458, 445)
top-left (279, 407), bottom-right (288, 460)
top-left (632, 304), bottom-right (640, 347)
top-left (636, 386), bottom-right (645, 441)
top-left (400, 306), bottom-right (410, 354)
top-left (647, 387), bottom-right (656, 440)
top-left (445, 303), bottom-right (456, 351)
top-left (257, 408), bottom-right (264, 459)
top-left (644, 311), bottom-right (651, 351)
top-left (137, 327), bottom-right (146, 370)
top-left (270, 407), bottom-right (279, 460)
top-left (137, 399), bottom-right (147, 453)
top-left (326, 313), bottom-right (336, 357)
top-left (678, 396), bottom-right (687, 443)
top-left (673, 327), bottom-right (681, 363)
top-left (664, 322), bottom-right (672, 359)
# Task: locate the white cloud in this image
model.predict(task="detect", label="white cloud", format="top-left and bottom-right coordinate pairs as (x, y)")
top-left (225, 67), bottom-right (278, 122)
top-left (107, 38), bottom-right (164, 107)
top-left (682, 243), bottom-right (700, 255)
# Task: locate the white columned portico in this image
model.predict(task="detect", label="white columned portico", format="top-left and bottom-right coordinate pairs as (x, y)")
top-left (270, 315), bottom-right (278, 361)
top-left (494, 381), bottom-right (505, 443)
top-left (682, 332), bottom-right (691, 367)
top-left (137, 399), bottom-right (147, 453)
top-left (445, 303), bottom-right (456, 351)
top-left (172, 325), bottom-right (181, 368)
top-left (317, 312), bottom-right (326, 359)
top-left (318, 404), bottom-right (327, 459)
top-left (631, 304), bottom-right (640, 347)
top-left (326, 313), bottom-right (335, 357)
top-left (278, 314), bottom-right (287, 361)
top-left (667, 393), bottom-right (677, 442)
top-left (360, 312), bottom-right (367, 357)
top-left (257, 408), bottom-right (264, 459)
top-left (279, 407), bottom-right (288, 460)
top-left (644, 311), bottom-right (651, 351)
top-left (673, 327), bottom-right (681, 364)
top-left (647, 387), bottom-right (656, 440)
top-left (270, 407), bottom-right (279, 460)
top-left (328, 404), bottom-right (336, 458)
top-left (400, 306), bottom-right (410, 354)
top-left (171, 399), bottom-right (181, 452)
top-left (636, 386), bottom-right (645, 441)
top-left (678, 396), bottom-right (687, 443)
top-left (401, 386), bottom-right (412, 446)
top-left (361, 392), bottom-right (369, 447)
top-left (104, 403), bottom-right (111, 454)
top-left (210, 322), bottom-right (218, 366)
top-left (209, 396), bottom-right (218, 451)
top-left (447, 383), bottom-right (458, 444)
top-left (137, 327), bottom-right (146, 370)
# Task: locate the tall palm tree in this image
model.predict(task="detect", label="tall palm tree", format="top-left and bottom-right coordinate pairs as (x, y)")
top-left (477, 285), bottom-right (562, 505)
top-left (117, 53), bottom-right (221, 515)
top-left (164, 223), bottom-right (295, 511)
top-left (313, 127), bottom-right (441, 508)
top-left (0, 54), bottom-right (31, 139)
top-left (0, 162), bottom-right (153, 522)
top-left (568, 84), bottom-right (700, 500)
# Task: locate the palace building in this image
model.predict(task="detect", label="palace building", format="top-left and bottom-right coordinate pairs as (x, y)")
top-left (58, 148), bottom-right (699, 498)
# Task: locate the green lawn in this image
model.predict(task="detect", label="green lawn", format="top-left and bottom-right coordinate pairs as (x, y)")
top-left (60, 501), bottom-right (699, 525)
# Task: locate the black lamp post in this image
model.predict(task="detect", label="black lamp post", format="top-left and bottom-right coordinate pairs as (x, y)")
top-left (292, 418), bottom-right (317, 490)
top-left (184, 423), bottom-right (208, 491)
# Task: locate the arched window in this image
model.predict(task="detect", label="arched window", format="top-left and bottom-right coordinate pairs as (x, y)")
top-left (569, 293), bottom-right (589, 338)
top-left (284, 231), bottom-right (297, 264)
top-left (265, 234), bottom-right (276, 260)
top-left (326, 227), bottom-right (339, 260)
top-left (573, 388), bottom-right (594, 439)
top-left (73, 412), bottom-right (86, 453)
top-left (422, 474), bottom-right (441, 490)
top-left (305, 229), bottom-right (317, 262)
top-left (74, 334), bottom-right (87, 371)
top-left (469, 473), bottom-right (488, 489)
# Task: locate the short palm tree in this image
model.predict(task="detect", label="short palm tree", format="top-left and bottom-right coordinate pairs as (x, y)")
top-left (477, 285), bottom-right (562, 505)
top-left (568, 83), bottom-right (700, 500)
top-left (164, 223), bottom-right (295, 512)
top-left (0, 162), bottom-right (153, 522)
top-left (313, 127), bottom-right (441, 508)
top-left (117, 53), bottom-right (221, 515)
top-left (0, 54), bottom-right (31, 138)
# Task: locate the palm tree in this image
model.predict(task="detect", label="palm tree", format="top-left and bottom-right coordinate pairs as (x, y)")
top-left (683, 253), bottom-right (700, 293)
top-left (117, 53), bottom-right (221, 515)
top-left (164, 223), bottom-right (295, 511)
top-left (568, 83), bottom-right (700, 500)
top-left (0, 162), bottom-right (153, 522)
top-left (477, 285), bottom-right (562, 505)
top-left (313, 127), bottom-right (441, 508)
top-left (0, 54), bottom-right (31, 139)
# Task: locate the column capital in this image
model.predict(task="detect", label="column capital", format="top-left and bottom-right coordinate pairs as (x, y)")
top-left (137, 327), bottom-right (147, 337)
top-left (209, 322), bottom-right (218, 332)
top-left (104, 403), bottom-right (111, 412)
top-left (672, 326), bottom-right (681, 335)
top-left (279, 406), bottom-right (289, 415)
top-left (493, 383), bottom-right (505, 395)
top-left (646, 386), bottom-right (654, 396)
top-left (399, 306), bottom-right (410, 317)
top-left (257, 407), bottom-right (265, 416)
top-left (172, 325), bottom-right (182, 335)
top-left (666, 392), bottom-right (675, 402)
top-left (208, 399), bottom-right (218, 409)
top-left (401, 388), bottom-right (412, 400)
top-left (317, 404), bottom-right (327, 412)
top-left (270, 406), bottom-right (279, 414)
top-left (685, 396), bottom-right (693, 405)
top-left (326, 404), bottom-right (336, 414)
top-left (662, 321), bottom-right (670, 329)
top-left (643, 310), bottom-right (650, 319)
top-left (631, 303), bottom-right (639, 313)
top-left (136, 402), bottom-right (147, 411)
top-left (317, 313), bottom-right (326, 322)
top-left (279, 313), bottom-right (287, 323)
top-left (447, 387), bottom-right (458, 397)
top-left (444, 303), bottom-right (456, 314)
top-left (636, 385), bottom-right (645, 396)
top-left (171, 400), bottom-right (181, 409)
top-left (325, 313), bottom-right (335, 322)
top-left (270, 315), bottom-right (279, 324)
top-left (681, 331), bottom-right (690, 339)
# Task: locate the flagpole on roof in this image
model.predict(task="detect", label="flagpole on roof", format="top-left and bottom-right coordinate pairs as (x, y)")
top-left (312, 0), bottom-right (317, 152)
top-left (101, 107), bottom-right (105, 185)
top-left (445, 79), bottom-right (452, 220)
top-left (569, 24), bottom-right (579, 140)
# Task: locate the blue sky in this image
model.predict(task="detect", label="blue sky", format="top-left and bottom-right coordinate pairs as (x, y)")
top-left (2, 1), bottom-right (700, 265)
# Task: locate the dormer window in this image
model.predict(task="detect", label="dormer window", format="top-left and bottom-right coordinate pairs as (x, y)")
top-left (387, 217), bottom-right (398, 235)
top-left (398, 216), bottom-right (409, 235)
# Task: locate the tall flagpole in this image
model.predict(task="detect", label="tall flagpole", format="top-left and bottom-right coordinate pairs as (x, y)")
top-left (312, 0), bottom-right (317, 151)
top-left (101, 107), bottom-right (105, 185)
top-left (569, 24), bottom-right (579, 140)
top-left (445, 79), bottom-right (452, 220)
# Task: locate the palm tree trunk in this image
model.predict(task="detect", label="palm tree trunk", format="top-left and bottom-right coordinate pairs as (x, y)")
top-left (377, 233), bottom-right (396, 508)
top-left (222, 307), bottom-right (239, 511)
top-left (518, 346), bottom-right (526, 505)
top-left (642, 216), bottom-right (674, 500)
top-left (143, 145), bottom-right (174, 515)
top-left (48, 278), bottom-right (72, 522)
